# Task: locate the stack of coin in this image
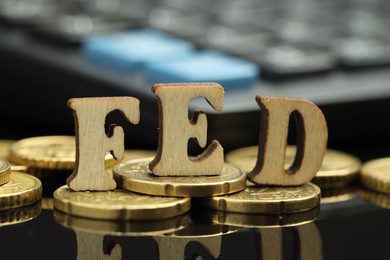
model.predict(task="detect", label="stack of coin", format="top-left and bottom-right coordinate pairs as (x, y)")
top-left (8, 136), bottom-right (117, 208)
top-left (0, 159), bottom-right (42, 213)
top-left (53, 148), bottom-right (197, 226)
top-left (225, 146), bottom-right (361, 189)
top-left (113, 158), bottom-right (247, 197)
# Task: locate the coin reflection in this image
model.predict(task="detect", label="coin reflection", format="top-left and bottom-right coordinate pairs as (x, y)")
top-left (0, 201), bottom-right (41, 227)
top-left (192, 207), bottom-right (320, 228)
top-left (258, 222), bottom-right (323, 260)
top-left (53, 210), bottom-right (190, 236)
top-left (154, 223), bottom-right (240, 260)
top-left (74, 231), bottom-right (122, 260)
top-left (321, 186), bottom-right (358, 204)
top-left (359, 188), bottom-right (390, 210)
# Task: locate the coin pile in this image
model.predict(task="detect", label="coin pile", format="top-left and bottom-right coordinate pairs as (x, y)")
top-left (223, 145), bottom-right (362, 212)
top-left (7, 136), bottom-right (118, 209)
top-left (226, 145), bottom-right (362, 189)
top-left (0, 158), bottom-right (42, 226)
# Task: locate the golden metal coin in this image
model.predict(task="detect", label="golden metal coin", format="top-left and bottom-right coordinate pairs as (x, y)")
top-left (0, 171), bottom-right (42, 210)
top-left (0, 139), bottom-right (14, 159)
top-left (226, 146), bottom-right (361, 188)
top-left (198, 182), bottom-right (320, 214)
top-left (53, 185), bottom-right (191, 220)
top-left (54, 209), bottom-right (190, 236)
top-left (0, 160), bottom-right (11, 185)
top-left (113, 158), bottom-right (247, 197)
top-left (9, 136), bottom-right (116, 169)
top-left (361, 157), bottom-right (390, 194)
top-left (0, 201), bottom-right (41, 227)
top-left (192, 207), bottom-right (319, 228)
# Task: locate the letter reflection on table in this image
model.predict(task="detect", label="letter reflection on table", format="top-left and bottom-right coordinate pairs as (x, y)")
top-left (154, 236), bottom-right (221, 260)
top-left (154, 224), bottom-right (238, 260)
top-left (258, 222), bottom-right (323, 260)
top-left (75, 231), bottom-right (122, 260)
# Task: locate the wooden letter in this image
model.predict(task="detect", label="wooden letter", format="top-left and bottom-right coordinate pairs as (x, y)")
top-left (149, 83), bottom-right (224, 176)
top-left (67, 97), bottom-right (140, 191)
top-left (248, 96), bottom-right (327, 186)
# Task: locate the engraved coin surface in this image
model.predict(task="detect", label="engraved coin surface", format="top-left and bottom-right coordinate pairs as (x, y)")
top-left (54, 209), bottom-right (190, 236)
top-left (198, 182), bottom-right (320, 214)
top-left (0, 172), bottom-right (42, 210)
top-left (226, 146), bottom-right (361, 188)
top-left (0, 160), bottom-right (11, 185)
top-left (53, 185), bottom-right (191, 220)
top-left (9, 136), bottom-right (116, 169)
top-left (113, 158), bottom-right (247, 197)
top-left (361, 157), bottom-right (390, 194)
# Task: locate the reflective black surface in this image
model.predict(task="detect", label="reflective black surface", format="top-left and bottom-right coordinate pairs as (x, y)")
top-left (1, 1), bottom-right (390, 259)
top-left (1, 184), bottom-right (390, 260)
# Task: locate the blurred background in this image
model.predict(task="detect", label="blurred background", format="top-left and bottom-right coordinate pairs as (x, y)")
top-left (1, 0), bottom-right (390, 161)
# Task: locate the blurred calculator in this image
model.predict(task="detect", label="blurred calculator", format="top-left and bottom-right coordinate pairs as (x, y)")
top-left (1, 0), bottom-right (390, 156)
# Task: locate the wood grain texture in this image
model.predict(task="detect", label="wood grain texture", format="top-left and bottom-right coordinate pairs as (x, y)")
top-left (248, 96), bottom-right (328, 186)
top-left (149, 83), bottom-right (224, 176)
top-left (67, 97), bottom-right (140, 191)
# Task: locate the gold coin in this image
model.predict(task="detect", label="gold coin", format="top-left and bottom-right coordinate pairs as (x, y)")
top-left (0, 201), bottom-right (41, 227)
top-left (0, 139), bottom-right (14, 159)
top-left (197, 182), bottom-right (320, 214)
top-left (9, 136), bottom-right (116, 169)
top-left (0, 171), bottom-right (42, 210)
top-left (226, 146), bottom-right (361, 188)
top-left (0, 160), bottom-right (11, 185)
top-left (113, 158), bottom-right (247, 197)
top-left (360, 157), bottom-right (390, 194)
top-left (53, 185), bottom-right (191, 220)
top-left (53, 209), bottom-right (190, 236)
top-left (192, 207), bottom-right (319, 228)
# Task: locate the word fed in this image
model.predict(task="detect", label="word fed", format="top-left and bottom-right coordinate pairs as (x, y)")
top-left (66, 83), bottom-right (328, 191)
